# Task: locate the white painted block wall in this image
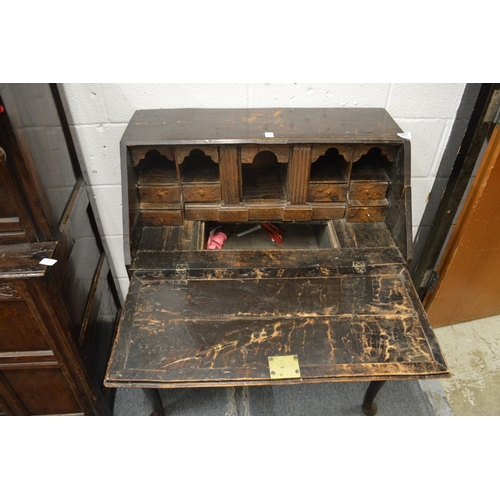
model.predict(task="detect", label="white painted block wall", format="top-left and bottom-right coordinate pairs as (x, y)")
top-left (61, 83), bottom-right (466, 302)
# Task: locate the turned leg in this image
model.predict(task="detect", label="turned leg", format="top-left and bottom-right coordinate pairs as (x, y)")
top-left (362, 381), bottom-right (386, 416)
top-left (143, 388), bottom-right (164, 416)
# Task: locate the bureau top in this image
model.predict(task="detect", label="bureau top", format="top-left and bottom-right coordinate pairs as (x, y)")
top-left (122, 108), bottom-right (404, 146)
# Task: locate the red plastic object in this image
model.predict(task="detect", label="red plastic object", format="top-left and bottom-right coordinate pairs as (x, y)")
top-left (261, 223), bottom-right (284, 246)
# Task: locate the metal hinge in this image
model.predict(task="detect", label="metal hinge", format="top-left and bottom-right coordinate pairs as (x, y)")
top-left (421, 269), bottom-right (440, 292)
top-left (173, 264), bottom-right (188, 285)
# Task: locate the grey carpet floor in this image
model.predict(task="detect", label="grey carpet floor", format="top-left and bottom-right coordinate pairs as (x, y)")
top-left (112, 379), bottom-right (453, 416)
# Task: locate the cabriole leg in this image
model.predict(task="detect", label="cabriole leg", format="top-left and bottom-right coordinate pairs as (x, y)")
top-left (362, 381), bottom-right (386, 416)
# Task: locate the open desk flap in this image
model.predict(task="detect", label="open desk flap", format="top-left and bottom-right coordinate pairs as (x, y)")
top-left (105, 266), bottom-right (448, 388)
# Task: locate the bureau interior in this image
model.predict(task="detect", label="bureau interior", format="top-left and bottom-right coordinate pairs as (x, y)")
top-left (126, 141), bottom-right (411, 266)
top-left (204, 221), bottom-right (337, 250)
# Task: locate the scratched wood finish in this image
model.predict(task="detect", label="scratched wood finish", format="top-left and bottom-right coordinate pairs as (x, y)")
top-left (109, 107), bottom-right (449, 402)
top-left (105, 268), bottom-right (447, 388)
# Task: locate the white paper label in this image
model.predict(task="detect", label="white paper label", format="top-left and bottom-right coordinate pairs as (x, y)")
top-left (397, 132), bottom-right (411, 140)
top-left (265, 132), bottom-right (274, 138)
top-left (39, 258), bottom-right (57, 266)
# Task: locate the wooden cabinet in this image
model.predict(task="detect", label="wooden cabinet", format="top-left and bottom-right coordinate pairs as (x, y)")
top-left (0, 84), bottom-right (120, 415)
top-left (105, 108), bottom-right (448, 416)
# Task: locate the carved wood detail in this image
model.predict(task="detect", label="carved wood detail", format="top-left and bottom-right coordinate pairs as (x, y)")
top-left (0, 281), bottom-right (21, 300)
top-left (175, 145), bottom-right (219, 164)
top-left (240, 145), bottom-right (290, 164)
top-left (288, 145), bottom-right (312, 204)
top-left (352, 145), bottom-right (397, 163)
top-left (129, 145), bottom-right (175, 167)
top-left (311, 145), bottom-right (352, 163)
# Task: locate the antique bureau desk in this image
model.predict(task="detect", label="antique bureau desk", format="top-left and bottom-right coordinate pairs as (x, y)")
top-left (104, 108), bottom-right (449, 415)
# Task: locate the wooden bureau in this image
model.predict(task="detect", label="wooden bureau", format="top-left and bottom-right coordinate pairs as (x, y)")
top-left (104, 108), bottom-right (449, 415)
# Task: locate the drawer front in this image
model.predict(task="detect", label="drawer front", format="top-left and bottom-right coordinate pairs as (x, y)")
top-left (139, 186), bottom-right (180, 203)
top-left (349, 181), bottom-right (388, 201)
top-left (141, 210), bottom-right (183, 226)
top-left (182, 184), bottom-right (221, 202)
top-left (184, 204), bottom-right (220, 221)
top-left (311, 203), bottom-right (346, 220)
top-left (346, 206), bottom-right (388, 222)
top-left (247, 205), bottom-right (285, 221)
top-left (308, 183), bottom-right (347, 202)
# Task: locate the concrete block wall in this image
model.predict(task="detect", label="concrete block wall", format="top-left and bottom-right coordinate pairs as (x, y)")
top-left (60, 83), bottom-right (466, 302)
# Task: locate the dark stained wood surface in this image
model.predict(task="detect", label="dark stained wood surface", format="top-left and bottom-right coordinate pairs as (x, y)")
top-left (0, 84), bottom-right (121, 416)
top-left (105, 267), bottom-right (447, 388)
top-left (122, 108), bottom-right (405, 145)
top-left (109, 107), bottom-right (448, 402)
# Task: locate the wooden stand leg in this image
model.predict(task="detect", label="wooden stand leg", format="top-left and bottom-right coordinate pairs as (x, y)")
top-left (362, 381), bottom-right (386, 416)
top-left (143, 388), bottom-right (164, 416)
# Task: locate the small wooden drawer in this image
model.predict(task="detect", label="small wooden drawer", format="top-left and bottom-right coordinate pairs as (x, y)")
top-left (139, 186), bottom-right (180, 204)
top-left (308, 183), bottom-right (348, 202)
top-left (346, 206), bottom-right (388, 222)
top-left (182, 183), bottom-right (221, 202)
top-left (184, 203), bottom-right (221, 221)
top-left (349, 181), bottom-right (388, 201)
top-left (283, 205), bottom-right (313, 221)
top-left (310, 203), bottom-right (346, 220)
top-left (247, 204), bottom-right (285, 221)
top-left (141, 210), bottom-right (183, 226)
top-left (219, 205), bottom-right (249, 222)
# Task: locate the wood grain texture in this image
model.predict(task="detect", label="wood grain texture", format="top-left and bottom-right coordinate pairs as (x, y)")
top-left (425, 124), bottom-right (500, 326)
top-left (105, 269), bottom-right (447, 388)
top-left (122, 108), bottom-right (405, 144)
top-left (108, 107), bottom-right (446, 402)
top-left (219, 145), bottom-right (241, 204)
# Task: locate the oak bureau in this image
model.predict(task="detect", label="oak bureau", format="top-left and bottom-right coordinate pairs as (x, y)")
top-left (104, 108), bottom-right (449, 415)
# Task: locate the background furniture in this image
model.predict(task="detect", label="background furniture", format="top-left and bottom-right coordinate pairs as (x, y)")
top-left (0, 83), bottom-right (120, 415)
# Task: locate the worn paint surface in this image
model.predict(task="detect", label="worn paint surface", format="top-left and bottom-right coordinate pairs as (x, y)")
top-left (106, 268), bottom-right (447, 388)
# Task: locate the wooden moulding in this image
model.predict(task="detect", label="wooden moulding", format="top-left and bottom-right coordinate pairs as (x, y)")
top-left (288, 145), bottom-right (312, 204)
top-left (219, 205), bottom-right (249, 222)
top-left (283, 204), bottom-right (313, 221)
top-left (247, 203), bottom-right (285, 221)
top-left (310, 203), bottom-right (346, 220)
top-left (129, 145), bottom-right (175, 168)
top-left (352, 144), bottom-right (398, 163)
top-left (176, 145), bottom-right (219, 164)
top-left (240, 144), bottom-right (290, 164)
top-left (184, 203), bottom-right (221, 221)
top-left (311, 144), bottom-right (353, 163)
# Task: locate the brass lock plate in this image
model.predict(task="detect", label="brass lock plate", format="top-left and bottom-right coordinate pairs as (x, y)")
top-left (268, 355), bottom-right (301, 380)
